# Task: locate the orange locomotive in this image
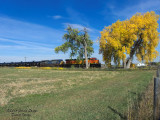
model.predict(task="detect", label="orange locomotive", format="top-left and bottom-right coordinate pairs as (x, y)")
top-left (65, 57), bottom-right (101, 67)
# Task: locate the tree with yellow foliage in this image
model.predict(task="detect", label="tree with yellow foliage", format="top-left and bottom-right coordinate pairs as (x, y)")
top-left (99, 11), bottom-right (159, 68)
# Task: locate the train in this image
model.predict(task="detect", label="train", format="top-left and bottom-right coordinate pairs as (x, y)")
top-left (0, 57), bottom-right (101, 68)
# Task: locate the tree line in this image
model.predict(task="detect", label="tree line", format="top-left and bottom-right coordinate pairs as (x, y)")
top-left (55, 11), bottom-right (160, 69)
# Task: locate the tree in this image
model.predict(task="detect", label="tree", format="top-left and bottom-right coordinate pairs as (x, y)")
top-left (99, 11), bottom-right (159, 68)
top-left (55, 26), bottom-right (94, 69)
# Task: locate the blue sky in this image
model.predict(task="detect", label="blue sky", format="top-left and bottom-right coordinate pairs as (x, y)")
top-left (0, 0), bottom-right (160, 63)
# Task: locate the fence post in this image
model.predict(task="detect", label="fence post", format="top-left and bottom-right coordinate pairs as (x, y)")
top-left (154, 66), bottom-right (160, 120)
top-left (154, 77), bottom-right (158, 120)
top-left (158, 77), bottom-right (160, 120)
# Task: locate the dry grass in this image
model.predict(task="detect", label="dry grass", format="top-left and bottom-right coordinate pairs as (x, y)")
top-left (0, 68), bottom-right (155, 120)
top-left (0, 68), bottom-right (119, 106)
top-left (127, 77), bottom-right (154, 120)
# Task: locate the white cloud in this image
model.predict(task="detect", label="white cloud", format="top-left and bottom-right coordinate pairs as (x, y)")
top-left (0, 16), bottom-right (70, 62)
top-left (52, 15), bottom-right (62, 19)
top-left (63, 23), bottom-right (93, 32)
top-left (0, 37), bottom-right (54, 49)
top-left (0, 17), bottom-right (64, 43)
top-left (111, 0), bottom-right (160, 18)
top-left (63, 23), bottom-right (101, 33)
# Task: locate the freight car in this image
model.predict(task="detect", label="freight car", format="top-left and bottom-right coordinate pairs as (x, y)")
top-left (0, 61), bottom-right (40, 67)
top-left (0, 59), bottom-right (64, 67)
top-left (40, 59), bottom-right (64, 67)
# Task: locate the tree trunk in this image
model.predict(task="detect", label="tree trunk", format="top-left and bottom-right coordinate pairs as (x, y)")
top-left (123, 60), bottom-right (127, 69)
top-left (83, 27), bottom-right (89, 69)
top-left (124, 33), bottom-right (143, 69)
top-left (84, 40), bottom-right (89, 69)
top-left (126, 58), bottom-right (132, 69)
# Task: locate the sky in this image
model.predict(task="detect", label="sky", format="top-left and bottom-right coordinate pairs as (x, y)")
top-left (0, 0), bottom-right (160, 63)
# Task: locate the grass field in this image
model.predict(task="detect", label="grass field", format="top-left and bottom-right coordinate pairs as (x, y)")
top-left (0, 68), bottom-right (155, 120)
